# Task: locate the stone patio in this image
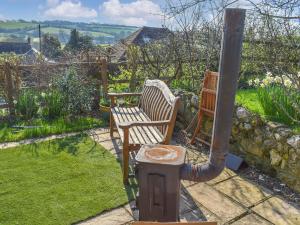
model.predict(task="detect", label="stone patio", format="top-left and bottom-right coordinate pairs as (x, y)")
top-left (77, 129), bottom-right (300, 225)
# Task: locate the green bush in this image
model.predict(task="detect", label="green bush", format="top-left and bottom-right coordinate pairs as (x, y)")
top-left (258, 86), bottom-right (300, 126)
top-left (15, 89), bottom-right (39, 120)
top-left (54, 68), bottom-right (95, 116)
top-left (41, 90), bottom-right (65, 119)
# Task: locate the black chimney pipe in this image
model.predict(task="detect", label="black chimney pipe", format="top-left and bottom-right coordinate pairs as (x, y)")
top-left (181, 8), bottom-right (246, 182)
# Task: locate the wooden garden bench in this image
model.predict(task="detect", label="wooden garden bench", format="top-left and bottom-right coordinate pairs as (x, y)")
top-left (108, 80), bottom-right (180, 183)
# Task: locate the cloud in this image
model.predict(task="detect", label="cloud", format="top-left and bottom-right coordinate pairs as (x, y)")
top-left (100, 0), bottom-right (163, 26)
top-left (44, 0), bottom-right (97, 20)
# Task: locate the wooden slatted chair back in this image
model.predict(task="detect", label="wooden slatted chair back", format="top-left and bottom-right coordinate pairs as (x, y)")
top-left (139, 80), bottom-right (179, 137)
top-left (190, 71), bottom-right (219, 146)
top-left (200, 71), bottom-right (218, 115)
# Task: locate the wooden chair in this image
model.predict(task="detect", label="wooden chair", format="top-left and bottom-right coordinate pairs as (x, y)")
top-left (108, 80), bottom-right (180, 183)
top-left (133, 222), bottom-right (217, 225)
top-left (190, 71), bottom-right (219, 146)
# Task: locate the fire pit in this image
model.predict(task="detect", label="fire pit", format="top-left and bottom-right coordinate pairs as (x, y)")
top-left (136, 144), bottom-right (186, 222)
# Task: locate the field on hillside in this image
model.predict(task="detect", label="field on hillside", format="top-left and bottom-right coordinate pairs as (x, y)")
top-left (0, 20), bottom-right (138, 44)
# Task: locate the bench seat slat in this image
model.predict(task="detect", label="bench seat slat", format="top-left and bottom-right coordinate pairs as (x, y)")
top-left (112, 106), bottom-right (164, 145)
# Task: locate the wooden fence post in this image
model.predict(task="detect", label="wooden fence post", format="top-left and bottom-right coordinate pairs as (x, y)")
top-left (100, 58), bottom-right (108, 97)
top-left (5, 62), bottom-right (15, 116)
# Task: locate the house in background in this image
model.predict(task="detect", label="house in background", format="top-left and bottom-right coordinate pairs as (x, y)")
top-left (110, 26), bottom-right (172, 62)
top-left (0, 38), bottom-right (42, 63)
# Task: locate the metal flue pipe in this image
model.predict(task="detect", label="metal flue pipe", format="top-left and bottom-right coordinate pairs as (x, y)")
top-left (181, 8), bottom-right (246, 182)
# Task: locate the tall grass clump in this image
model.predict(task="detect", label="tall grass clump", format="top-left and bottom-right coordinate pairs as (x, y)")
top-left (248, 72), bottom-right (300, 127)
top-left (15, 89), bottom-right (39, 120)
top-left (41, 90), bottom-right (65, 119)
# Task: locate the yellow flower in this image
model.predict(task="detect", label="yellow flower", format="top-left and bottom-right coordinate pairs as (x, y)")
top-left (284, 79), bottom-right (292, 88)
top-left (266, 71), bottom-right (272, 77)
top-left (274, 76), bottom-right (281, 83)
top-left (254, 78), bottom-right (260, 86)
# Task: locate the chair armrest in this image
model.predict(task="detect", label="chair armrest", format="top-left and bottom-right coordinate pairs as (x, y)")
top-left (108, 92), bottom-right (142, 98)
top-left (118, 120), bottom-right (171, 129)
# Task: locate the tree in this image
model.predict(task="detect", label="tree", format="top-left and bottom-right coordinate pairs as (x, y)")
top-left (65, 29), bottom-right (80, 51)
top-left (65, 29), bottom-right (94, 52)
top-left (42, 33), bottom-right (62, 59)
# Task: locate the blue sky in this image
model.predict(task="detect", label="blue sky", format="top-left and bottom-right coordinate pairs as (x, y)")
top-left (0, 0), bottom-right (165, 26)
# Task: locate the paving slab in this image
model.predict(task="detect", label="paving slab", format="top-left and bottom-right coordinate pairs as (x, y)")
top-left (206, 168), bottom-right (237, 185)
top-left (180, 190), bottom-right (199, 214)
top-left (253, 196), bottom-right (300, 225)
top-left (185, 149), bottom-right (209, 164)
top-left (186, 183), bottom-right (246, 223)
top-left (180, 207), bottom-right (220, 223)
top-left (77, 206), bottom-right (133, 225)
top-left (214, 176), bottom-right (272, 207)
top-left (230, 213), bottom-right (273, 225)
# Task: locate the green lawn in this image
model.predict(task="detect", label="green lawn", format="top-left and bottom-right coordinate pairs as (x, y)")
top-left (0, 135), bottom-right (131, 225)
top-left (0, 117), bottom-right (105, 143)
top-left (236, 89), bottom-right (265, 116)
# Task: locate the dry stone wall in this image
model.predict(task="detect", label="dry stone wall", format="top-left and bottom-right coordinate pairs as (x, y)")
top-left (174, 90), bottom-right (300, 192)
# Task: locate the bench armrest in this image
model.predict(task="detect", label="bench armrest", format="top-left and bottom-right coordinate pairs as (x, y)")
top-left (108, 92), bottom-right (142, 97)
top-left (119, 120), bottom-right (170, 129)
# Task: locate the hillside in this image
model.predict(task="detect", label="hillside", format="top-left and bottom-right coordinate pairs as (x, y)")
top-left (0, 20), bottom-right (138, 46)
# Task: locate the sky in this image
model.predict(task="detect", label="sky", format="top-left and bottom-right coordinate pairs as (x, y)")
top-left (0, 0), bottom-right (166, 26)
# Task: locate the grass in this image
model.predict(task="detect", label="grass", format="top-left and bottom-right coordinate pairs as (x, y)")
top-left (236, 89), bottom-right (300, 133)
top-left (236, 89), bottom-right (265, 116)
top-left (0, 135), bottom-right (130, 225)
top-left (0, 21), bottom-right (37, 29)
top-left (0, 116), bottom-right (105, 143)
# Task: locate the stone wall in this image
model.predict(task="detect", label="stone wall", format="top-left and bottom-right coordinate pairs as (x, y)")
top-left (174, 90), bottom-right (300, 192)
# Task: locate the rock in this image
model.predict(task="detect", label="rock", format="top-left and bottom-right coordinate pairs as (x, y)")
top-left (178, 100), bottom-right (185, 115)
top-left (254, 128), bottom-right (262, 136)
top-left (274, 133), bottom-right (282, 141)
top-left (250, 118), bottom-right (258, 127)
top-left (232, 126), bottom-right (239, 136)
top-left (277, 128), bottom-right (292, 138)
top-left (244, 123), bottom-right (252, 131)
top-left (190, 95), bottom-right (199, 108)
top-left (254, 136), bottom-right (263, 144)
top-left (258, 175), bottom-right (264, 181)
top-left (236, 107), bottom-right (250, 120)
top-left (270, 150), bottom-right (282, 166)
top-left (287, 135), bottom-right (300, 150)
top-left (263, 139), bottom-right (276, 149)
top-left (267, 121), bottom-right (285, 130)
top-left (280, 159), bottom-right (287, 169)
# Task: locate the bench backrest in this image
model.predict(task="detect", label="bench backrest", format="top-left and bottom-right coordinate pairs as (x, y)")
top-left (139, 80), bottom-right (180, 143)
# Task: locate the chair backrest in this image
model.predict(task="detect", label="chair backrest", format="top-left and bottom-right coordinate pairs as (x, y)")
top-left (200, 71), bottom-right (219, 116)
top-left (139, 79), bottom-right (180, 139)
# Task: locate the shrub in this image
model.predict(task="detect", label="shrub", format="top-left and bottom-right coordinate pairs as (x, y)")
top-left (41, 90), bottom-right (65, 119)
top-left (258, 86), bottom-right (300, 125)
top-left (54, 68), bottom-right (95, 116)
top-left (15, 89), bottom-right (39, 120)
top-left (248, 71), bottom-right (300, 126)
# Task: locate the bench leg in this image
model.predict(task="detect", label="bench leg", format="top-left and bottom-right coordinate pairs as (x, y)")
top-left (110, 111), bottom-right (114, 137)
top-left (123, 127), bottom-right (129, 184)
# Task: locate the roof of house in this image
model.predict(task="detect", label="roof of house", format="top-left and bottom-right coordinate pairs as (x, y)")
top-left (0, 42), bottom-right (32, 55)
top-left (110, 26), bottom-right (172, 62)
